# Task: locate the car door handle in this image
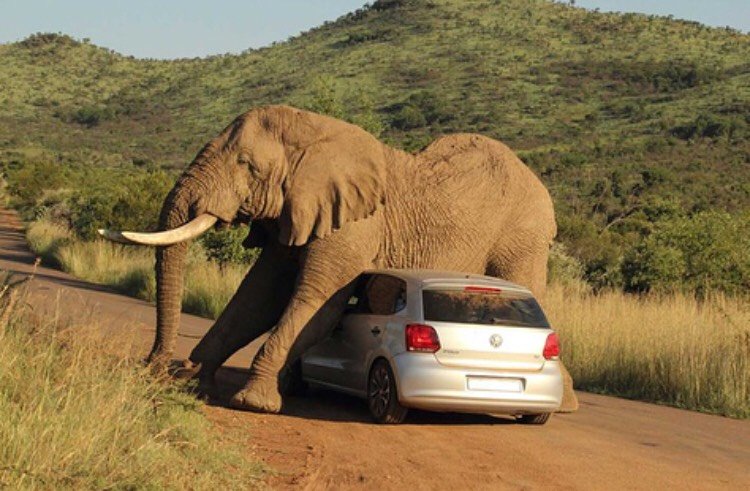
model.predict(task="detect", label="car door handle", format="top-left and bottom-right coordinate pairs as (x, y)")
top-left (370, 326), bottom-right (381, 335)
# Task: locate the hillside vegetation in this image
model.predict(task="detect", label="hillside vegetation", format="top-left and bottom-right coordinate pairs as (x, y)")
top-left (1, 0), bottom-right (749, 292)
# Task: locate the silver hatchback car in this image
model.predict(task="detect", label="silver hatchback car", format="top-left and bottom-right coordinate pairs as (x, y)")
top-left (301, 270), bottom-right (563, 424)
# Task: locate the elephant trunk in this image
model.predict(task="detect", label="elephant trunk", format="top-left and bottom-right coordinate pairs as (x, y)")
top-left (149, 178), bottom-right (196, 369)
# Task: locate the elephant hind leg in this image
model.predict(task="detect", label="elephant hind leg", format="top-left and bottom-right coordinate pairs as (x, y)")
top-left (484, 239), bottom-right (549, 298)
top-left (485, 242), bottom-right (579, 413)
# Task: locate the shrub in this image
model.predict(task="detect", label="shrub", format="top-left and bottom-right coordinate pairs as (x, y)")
top-left (71, 105), bottom-right (115, 127)
top-left (547, 242), bottom-right (586, 287)
top-left (392, 104), bottom-right (427, 129)
top-left (622, 211), bottom-right (750, 295)
top-left (672, 113), bottom-right (744, 140)
top-left (68, 169), bottom-right (172, 239)
top-left (200, 226), bottom-right (258, 266)
top-left (4, 160), bottom-right (65, 207)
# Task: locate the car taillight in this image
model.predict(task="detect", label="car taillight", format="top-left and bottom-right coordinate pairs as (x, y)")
top-left (405, 324), bottom-right (441, 353)
top-left (543, 332), bottom-right (560, 360)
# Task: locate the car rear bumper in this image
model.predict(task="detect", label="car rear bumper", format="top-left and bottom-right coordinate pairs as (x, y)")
top-left (392, 353), bottom-right (563, 415)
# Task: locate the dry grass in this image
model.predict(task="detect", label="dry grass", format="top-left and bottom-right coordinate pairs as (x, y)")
top-left (26, 219), bottom-right (248, 319)
top-left (543, 282), bottom-right (750, 418)
top-left (0, 274), bottom-right (263, 489)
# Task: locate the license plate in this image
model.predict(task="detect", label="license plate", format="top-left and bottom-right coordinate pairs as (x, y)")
top-left (467, 377), bottom-right (523, 392)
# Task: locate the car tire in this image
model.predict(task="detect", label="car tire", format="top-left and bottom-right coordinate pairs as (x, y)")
top-left (517, 413), bottom-right (551, 425)
top-left (368, 359), bottom-right (408, 424)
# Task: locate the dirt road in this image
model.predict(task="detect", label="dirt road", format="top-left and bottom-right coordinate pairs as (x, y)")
top-left (2, 209), bottom-right (749, 490)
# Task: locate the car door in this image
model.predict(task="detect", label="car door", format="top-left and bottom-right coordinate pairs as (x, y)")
top-left (302, 274), bottom-right (407, 395)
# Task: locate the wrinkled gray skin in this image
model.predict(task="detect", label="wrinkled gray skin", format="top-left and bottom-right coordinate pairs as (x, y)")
top-left (141, 105), bottom-right (577, 413)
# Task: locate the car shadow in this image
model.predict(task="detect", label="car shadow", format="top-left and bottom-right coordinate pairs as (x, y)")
top-left (210, 367), bottom-right (516, 426)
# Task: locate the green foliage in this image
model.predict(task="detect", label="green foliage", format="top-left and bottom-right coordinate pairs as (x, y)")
top-left (70, 104), bottom-right (115, 127)
top-left (622, 211), bottom-right (750, 295)
top-left (200, 226), bottom-right (259, 266)
top-left (672, 113), bottom-right (746, 141)
top-left (301, 76), bottom-right (384, 136)
top-left (547, 242), bottom-right (585, 286)
top-left (67, 168), bottom-right (173, 239)
top-left (305, 75), bottom-right (345, 119)
top-left (4, 159), bottom-right (65, 204)
top-left (392, 104), bottom-right (427, 129)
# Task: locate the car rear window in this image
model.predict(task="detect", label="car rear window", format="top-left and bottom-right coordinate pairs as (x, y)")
top-left (422, 288), bottom-right (550, 328)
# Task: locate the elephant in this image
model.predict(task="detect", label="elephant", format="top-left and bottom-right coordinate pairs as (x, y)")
top-left (100, 105), bottom-right (578, 414)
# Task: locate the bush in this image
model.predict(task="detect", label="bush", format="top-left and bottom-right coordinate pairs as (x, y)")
top-left (622, 211), bottom-right (750, 295)
top-left (200, 226), bottom-right (258, 266)
top-left (68, 169), bottom-right (172, 239)
top-left (392, 104), bottom-right (427, 129)
top-left (4, 160), bottom-right (65, 207)
top-left (391, 90), bottom-right (451, 130)
top-left (71, 105), bottom-right (115, 127)
top-left (672, 113), bottom-right (744, 140)
top-left (547, 242), bottom-right (586, 287)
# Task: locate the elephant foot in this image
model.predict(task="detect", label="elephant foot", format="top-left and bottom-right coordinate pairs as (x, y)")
top-left (557, 385), bottom-right (579, 413)
top-left (171, 359), bottom-right (202, 380)
top-left (556, 363), bottom-right (579, 413)
top-left (169, 359), bottom-right (219, 400)
top-left (190, 378), bottom-right (218, 401)
top-left (229, 381), bottom-right (282, 413)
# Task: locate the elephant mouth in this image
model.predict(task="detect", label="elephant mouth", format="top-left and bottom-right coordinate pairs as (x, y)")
top-left (234, 208), bottom-right (253, 224)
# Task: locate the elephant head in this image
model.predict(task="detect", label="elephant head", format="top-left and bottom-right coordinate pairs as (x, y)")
top-left (99, 105), bottom-right (387, 368)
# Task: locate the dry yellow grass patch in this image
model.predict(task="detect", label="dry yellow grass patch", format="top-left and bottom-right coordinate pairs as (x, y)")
top-left (26, 219), bottom-right (248, 319)
top-left (544, 282), bottom-right (750, 417)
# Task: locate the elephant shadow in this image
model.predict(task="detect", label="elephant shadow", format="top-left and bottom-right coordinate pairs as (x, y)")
top-left (209, 366), bottom-right (516, 426)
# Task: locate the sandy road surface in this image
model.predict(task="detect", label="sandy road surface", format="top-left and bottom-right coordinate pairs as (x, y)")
top-left (2, 209), bottom-right (749, 490)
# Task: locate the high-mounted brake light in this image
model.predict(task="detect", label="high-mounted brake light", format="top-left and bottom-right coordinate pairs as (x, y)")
top-left (463, 286), bottom-right (502, 293)
top-left (543, 332), bottom-right (561, 360)
top-left (405, 324), bottom-right (441, 353)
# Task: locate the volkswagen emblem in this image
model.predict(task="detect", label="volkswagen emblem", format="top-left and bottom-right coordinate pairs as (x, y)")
top-left (489, 334), bottom-right (503, 348)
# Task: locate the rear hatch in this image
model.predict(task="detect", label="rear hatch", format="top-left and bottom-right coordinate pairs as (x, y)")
top-left (422, 285), bottom-right (551, 371)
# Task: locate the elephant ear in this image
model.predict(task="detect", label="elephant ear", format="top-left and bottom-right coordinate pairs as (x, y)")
top-left (278, 143), bottom-right (386, 246)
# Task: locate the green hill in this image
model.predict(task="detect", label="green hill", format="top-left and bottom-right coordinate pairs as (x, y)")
top-left (1, 0), bottom-right (749, 290)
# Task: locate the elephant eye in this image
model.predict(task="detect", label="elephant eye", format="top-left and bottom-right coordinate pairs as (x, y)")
top-left (238, 153), bottom-right (252, 165)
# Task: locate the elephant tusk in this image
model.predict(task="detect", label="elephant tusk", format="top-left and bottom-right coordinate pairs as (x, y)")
top-left (97, 214), bottom-right (218, 246)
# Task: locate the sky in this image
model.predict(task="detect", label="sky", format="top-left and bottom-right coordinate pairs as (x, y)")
top-left (1, 0), bottom-right (747, 59)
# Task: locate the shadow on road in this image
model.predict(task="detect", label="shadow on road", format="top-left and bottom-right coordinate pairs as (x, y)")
top-left (210, 366), bottom-right (514, 426)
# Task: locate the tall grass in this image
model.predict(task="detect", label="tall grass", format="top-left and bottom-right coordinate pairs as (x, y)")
top-left (0, 275), bottom-right (263, 489)
top-left (26, 219), bottom-right (248, 319)
top-left (544, 282), bottom-right (750, 418)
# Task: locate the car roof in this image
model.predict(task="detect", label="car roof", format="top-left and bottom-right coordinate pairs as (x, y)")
top-left (362, 268), bottom-right (532, 294)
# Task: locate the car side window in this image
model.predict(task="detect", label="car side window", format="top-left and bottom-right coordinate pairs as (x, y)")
top-left (346, 274), bottom-right (406, 315)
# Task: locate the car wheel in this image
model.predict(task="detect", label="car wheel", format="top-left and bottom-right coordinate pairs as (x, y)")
top-left (517, 413), bottom-right (551, 425)
top-left (368, 359), bottom-right (408, 424)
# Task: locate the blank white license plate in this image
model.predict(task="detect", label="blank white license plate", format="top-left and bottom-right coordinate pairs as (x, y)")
top-left (467, 377), bottom-right (523, 392)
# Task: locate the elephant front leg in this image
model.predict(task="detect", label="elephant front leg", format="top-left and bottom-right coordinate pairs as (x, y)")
top-left (231, 243), bottom-right (375, 413)
top-left (229, 285), bottom-right (355, 413)
top-left (180, 244), bottom-right (297, 395)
